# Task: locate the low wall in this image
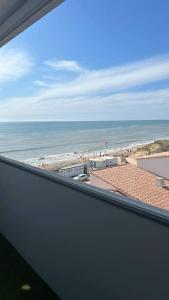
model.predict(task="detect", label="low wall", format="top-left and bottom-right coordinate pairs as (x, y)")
top-left (0, 156), bottom-right (169, 300)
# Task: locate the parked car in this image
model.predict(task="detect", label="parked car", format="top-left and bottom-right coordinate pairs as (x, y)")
top-left (73, 174), bottom-right (89, 181)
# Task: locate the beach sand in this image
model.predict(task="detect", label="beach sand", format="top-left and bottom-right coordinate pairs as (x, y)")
top-left (23, 143), bottom-right (146, 171)
top-left (23, 139), bottom-right (169, 172)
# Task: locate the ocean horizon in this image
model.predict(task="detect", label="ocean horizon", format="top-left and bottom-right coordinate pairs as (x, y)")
top-left (1, 120), bottom-right (169, 161)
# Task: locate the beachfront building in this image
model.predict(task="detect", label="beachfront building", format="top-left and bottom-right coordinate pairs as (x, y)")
top-left (1, 2), bottom-right (169, 300)
top-left (90, 156), bottom-right (121, 169)
top-left (127, 152), bottom-right (169, 179)
top-left (105, 156), bottom-right (121, 167)
top-left (59, 164), bottom-right (84, 178)
top-left (90, 157), bottom-right (107, 169)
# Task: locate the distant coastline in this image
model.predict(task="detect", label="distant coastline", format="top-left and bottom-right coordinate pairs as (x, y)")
top-left (24, 139), bottom-right (169, 171)
top-left (1, 120), bottom-right (169, 162)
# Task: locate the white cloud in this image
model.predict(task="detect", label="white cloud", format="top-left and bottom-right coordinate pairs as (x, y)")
top-left (0, 47), bottom-right (33, 85)
top-left (33, 80), bottom-right (49, 87)
top-left (38, 55), bottom-right (169, 102)
top-left (45, 59), bottom-right (83, 72)
top-left (1, 54), bottom-right (169, 120)
top-left (1, 88), bottom-right (169, 121)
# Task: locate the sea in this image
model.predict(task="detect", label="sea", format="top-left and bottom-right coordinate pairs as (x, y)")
top-left (0, 120), bottom-right (169, 163)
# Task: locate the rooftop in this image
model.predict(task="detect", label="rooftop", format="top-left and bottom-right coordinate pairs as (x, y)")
top-left (90, 157), bottom-right (107, 161)
top-left (59, 163), bottom-right (84, 170)
top-left (90, 156), bottom-right (117, 161)
top-left (92, 164), bottom-right (169, 210)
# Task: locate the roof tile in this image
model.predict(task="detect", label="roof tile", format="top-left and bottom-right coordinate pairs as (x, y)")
top-left (92, 164), bottom-right (169, 210)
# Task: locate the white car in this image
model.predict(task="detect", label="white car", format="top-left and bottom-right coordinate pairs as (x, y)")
top-left (73, 174), bottom-right (89, 181)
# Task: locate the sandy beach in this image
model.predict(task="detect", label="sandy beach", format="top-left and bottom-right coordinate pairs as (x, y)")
top-left (23, 140), bottom-right (156, 171)
top-left (22, 139), bottom-right (169, 172)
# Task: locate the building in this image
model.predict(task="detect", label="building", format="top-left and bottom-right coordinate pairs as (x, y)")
top-left (105, 156), bottom-right (121, 167)
top-left (90, 157), bottom-right (107, 169)
top-left (59, 164), bottom-right (84, 178)
top-left (127, 151), bottom-right (169, 179)
top-left (90, 156), bottom-right (121, 169)
top-left (92, 164), bottom-right (169, 210)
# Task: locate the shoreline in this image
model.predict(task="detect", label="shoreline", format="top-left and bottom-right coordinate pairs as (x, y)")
top-left (23, 139), bottom-right (159, 171)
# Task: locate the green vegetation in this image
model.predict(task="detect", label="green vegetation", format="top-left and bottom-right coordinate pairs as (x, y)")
top-left (0, 234), bottom-right (60, 300)
top-left (132, 140), bottom-right (169, 157)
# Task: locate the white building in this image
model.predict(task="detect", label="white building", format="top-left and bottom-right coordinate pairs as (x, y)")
top-left (90, 156), bottom-right (121, 169)
top-left (59, 164), bottom-right (84, 178)
top-left (105, 156), bottom-right (121, 167)
top-left (90, 158), bottom-right (107, 169)
top-left (127, 152), bottom-right (169, 179)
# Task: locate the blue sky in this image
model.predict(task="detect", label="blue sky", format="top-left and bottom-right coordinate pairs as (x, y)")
top-left (0, 0), bottom-right (169, 121)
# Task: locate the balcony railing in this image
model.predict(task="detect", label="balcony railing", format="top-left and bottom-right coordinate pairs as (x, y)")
top-left (0, 155), bottom-right (169, 300)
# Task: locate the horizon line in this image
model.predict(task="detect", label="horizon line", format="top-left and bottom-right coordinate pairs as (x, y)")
top-left (0, 119), bottom-right (169, 123)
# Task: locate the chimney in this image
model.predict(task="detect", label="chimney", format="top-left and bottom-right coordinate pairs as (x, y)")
top-left (156, 177), bottom-right (165, 188)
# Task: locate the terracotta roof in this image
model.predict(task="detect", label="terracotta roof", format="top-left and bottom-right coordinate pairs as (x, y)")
top-left (92, 164), bottom-right (169, 210)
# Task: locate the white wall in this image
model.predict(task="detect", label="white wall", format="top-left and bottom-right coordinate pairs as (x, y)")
top-left (106, 157), bottom-right (117, 167)
top-left (59, 165), bottom-right (84, 177)
top-left (137, 157), bottom-right (169, 179)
